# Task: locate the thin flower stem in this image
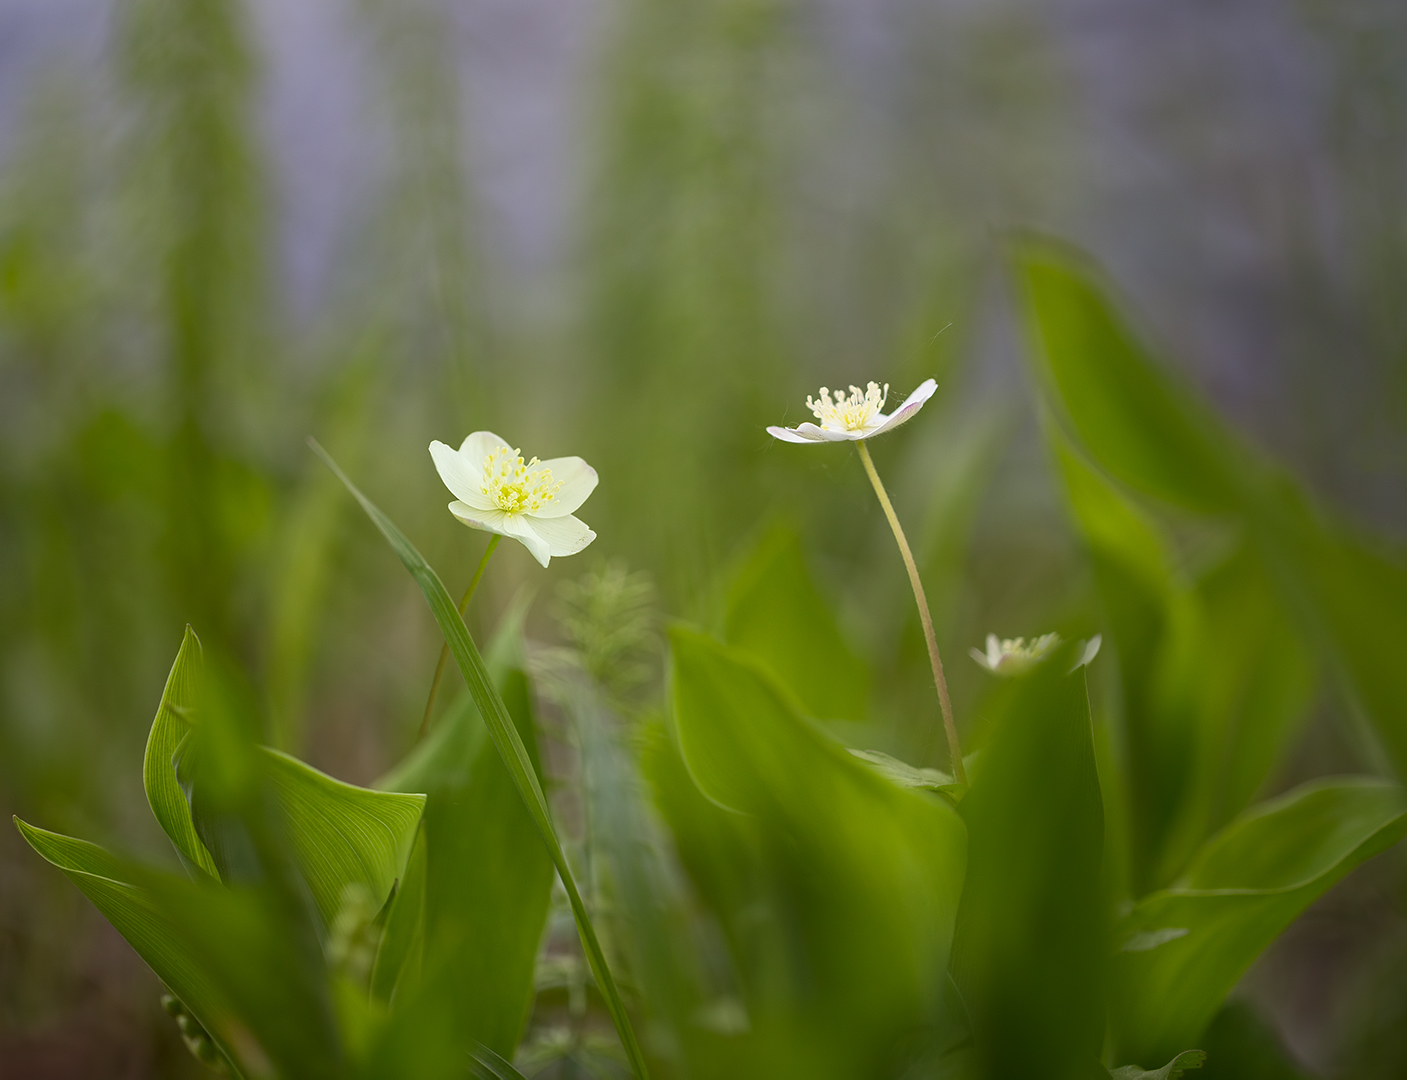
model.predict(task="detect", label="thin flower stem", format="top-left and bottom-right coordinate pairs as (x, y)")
top-left (856, 440), bottom-right (966, 785)
top-left (417, 534), bottom-right (500, 741)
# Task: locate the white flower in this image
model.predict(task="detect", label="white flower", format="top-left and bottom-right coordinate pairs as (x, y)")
top-left (430, 431), bottom-right (597, 568)
top-left (766, 377), bottom-right (937, 443)
top-left (969, 632), bottom-right (1061, 676)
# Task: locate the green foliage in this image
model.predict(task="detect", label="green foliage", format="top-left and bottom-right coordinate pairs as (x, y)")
top-left (1014, 240), bottom-right (1407, 784)
top-left (724, 524), bottom-right (870, 723)
top-left (389, 669), bottom-right (554, 1061)
top-left (1110, 779), bottom-right (1407, 1065)
top-left (951, 641), bottom-right (1106, 1080)
top-left (313, 442), bottom-right (650, 1079)
top-left (1109, 1050), bottom-right (1207, 1080)
top-left (667, 626), bottom-right (967, 1076)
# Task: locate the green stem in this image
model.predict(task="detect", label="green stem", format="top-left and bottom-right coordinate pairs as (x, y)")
top-left (418, 534), bottom-right (500, 740)
top-left (856, 440), bottom-right (966, 785)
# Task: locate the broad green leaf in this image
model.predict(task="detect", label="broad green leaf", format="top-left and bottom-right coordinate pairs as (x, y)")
top-left (142, 626), bottom-right (219, 879)
top-left (14, 819), bottom-right (342, 1079)
top-left (1266, 496), bottom-right (1407, 778)
top-left (15, 820), bottom-right (243, 1071)
top-left (163, 654), bottom-right (426, 940)
top-left (847, 747), bottom-right (960, 794)
top-left (387, 666), bottom-right (553, 1060)
top-left (312, 440), bottom-right (649, 1079)
top-left (258, 747), bottom-right (426, 935)
top-left (1052, 434), bottom-right (1316, 889)
top-left (370, 824), bottom-right (426, 1005)
top-left (724, 524), bottom-right (868, 723)
top-left (950, 641), bottom-right (1106, 1080)
top-left (1015, 241), bottom-right (1247, 513)
top-left (668, 626), bottom-right (967, 1076)
top-left (1199, 1001), bottom-right (1310, 1080)
top-left (1016, 242), bottom-right (1407, 788)
top-left (1111, 778), bottom-right (1407, 1065)
top-left (1110, 1050), bottom-right (1207, 1080)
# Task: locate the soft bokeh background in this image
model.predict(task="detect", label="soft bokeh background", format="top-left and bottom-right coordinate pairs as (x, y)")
top-left (2, 0), bottom-right (1405, 1075)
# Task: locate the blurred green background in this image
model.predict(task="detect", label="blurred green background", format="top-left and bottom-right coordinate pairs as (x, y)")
top-left (2, 0), bottom-right (1406, 1075)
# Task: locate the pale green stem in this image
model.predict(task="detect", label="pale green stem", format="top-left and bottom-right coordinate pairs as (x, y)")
top-left (418, 534), bottom-right (500, 740)
top-left (856, 440), bottom-right (966, 785)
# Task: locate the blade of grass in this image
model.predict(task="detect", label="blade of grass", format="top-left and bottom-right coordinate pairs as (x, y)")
top-left (308, 438), bottom-right (649, 1079)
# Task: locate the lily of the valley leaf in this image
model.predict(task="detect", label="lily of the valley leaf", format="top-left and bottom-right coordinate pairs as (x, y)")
top-left (431, 431), bottom-right (597, 568)
top-left (766, 378), bottom-right (937, 443)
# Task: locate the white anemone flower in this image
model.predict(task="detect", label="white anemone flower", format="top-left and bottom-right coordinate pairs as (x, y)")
top-left (430, 431), bottom-right (597, 568)
top-left (969, 632), bottom-right (1062, 676)
top-left (766, 377), bottom-right (937, 443)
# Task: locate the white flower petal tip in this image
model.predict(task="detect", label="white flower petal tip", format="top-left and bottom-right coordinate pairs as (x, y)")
top-left (969, 632), bottom-right (1062, 677)
top-left (433, 435), bottom-right (598, 567)
top-left (1070, 634), bottom-right (1102, 673)
top-left (766, 377), bottom-right (938, 443)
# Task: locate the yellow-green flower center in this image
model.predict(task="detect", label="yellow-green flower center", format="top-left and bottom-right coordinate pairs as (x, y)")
top-left (482, 446), bottom-right (561, 514)
top-left (808, 382), bottom-right (889, 431)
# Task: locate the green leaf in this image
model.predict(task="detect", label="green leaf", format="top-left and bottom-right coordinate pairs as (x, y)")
top-left (1015, 240), bottom-right (1247, 513)
top-left (370, 823), bottom-right (426, 1004)
top-left (1199, 1001), bottom-right (1310, 1080)
top-left (1268, 499), bottom-right (1407, 778)
top-left (470, 1044), bottom-right (531, 1080)
top-left (1110, 1049), bottom-right (1207, 1080)
top-left (143, 626), bottom-right (219, 879)
top-left (724, 524), bottom-right (869, 723)
top-left (846, 747), bottom-right (960, 794)
top-left (950, 640), bottom-right (1106, 1080)
top-left (257, 747), bottom-right (426, 935)
top-left (1111, 778), bottom-right (1407, 1064)
top-left (1051, 433), bottom-right (1316, 889)
top-left (14, 818), bottom-right (342, 1079)
top-left (311, 440), bottom-right (649, 1080)
top-left (1015, 241), bottom-right (1407, 790)
top-left (667, 626), bottom-right (967, 1073)
top-left (387, 666), bottom-right (553, 1060)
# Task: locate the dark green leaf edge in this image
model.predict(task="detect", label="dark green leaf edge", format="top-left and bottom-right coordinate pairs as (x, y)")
top-left (13, 818), bottom-right (251, 1079)
top-left (309, 438), bottom-right (650, 1080)
top-left (1110, 1049), bottom-right (1207, 1080)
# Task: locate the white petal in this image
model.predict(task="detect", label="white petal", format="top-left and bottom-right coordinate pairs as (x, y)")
top-left (533, 456), bottom-right (598, 518)
top-left (431, 440), bottom-right (492, 509)
top-left (459, 430), bottom-right (512, 463)
top-left (448, 503), bottom-right (551, 567)
top-left (969, 647), bottom-right (994, 670)
top-left (526, 513), bottom-right (596, 559)
top-left (796, 423), bottom-right (863, 442)
top-left (766, 425), bottom-right (821, 444)
top-left (870, 378), bottom-right (938, 437)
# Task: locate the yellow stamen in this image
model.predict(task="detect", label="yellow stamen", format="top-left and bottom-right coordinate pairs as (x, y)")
top-left (482, 446), bottom-right (562, 514)
top-left (807, 382), bottom-right (889, 432)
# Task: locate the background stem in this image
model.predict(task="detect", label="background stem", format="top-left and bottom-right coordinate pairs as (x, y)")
top-left (856, 440), bottom-right (966, 785)
top-left (418, 533), bottom-right (500, 740)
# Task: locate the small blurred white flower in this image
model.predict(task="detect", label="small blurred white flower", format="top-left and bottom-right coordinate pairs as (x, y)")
top-left (430, 431), bottom-right (597, 568)
top-left (767, 378), bottom-right (937, 443)
top-left (969, 632), bottom-right (1061, 676)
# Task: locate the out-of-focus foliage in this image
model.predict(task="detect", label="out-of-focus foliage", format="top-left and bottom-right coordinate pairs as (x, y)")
top-left (5, 0), bottom-right (1407, 1077)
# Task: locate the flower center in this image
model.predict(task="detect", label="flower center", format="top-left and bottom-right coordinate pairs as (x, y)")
top-left (481, 446), bottom-right (561, 515)
top-left (807, 382), bottom-right (888, 431)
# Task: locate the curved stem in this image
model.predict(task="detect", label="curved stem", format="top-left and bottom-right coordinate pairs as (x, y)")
top-left (417, 534), bottom-right (500, 741)
top-left (856, 440), bottom-right (966, 785)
